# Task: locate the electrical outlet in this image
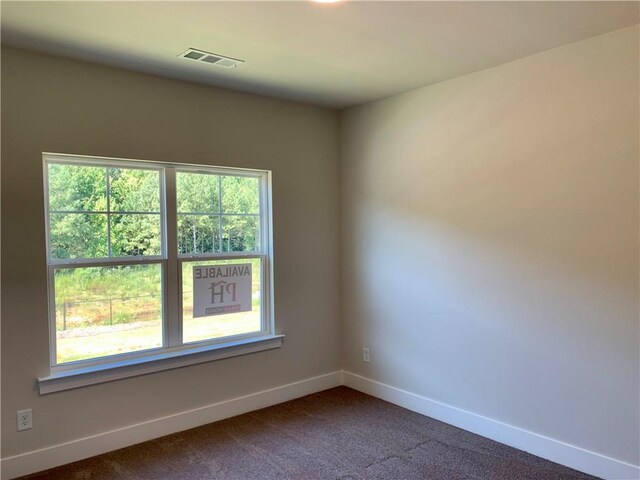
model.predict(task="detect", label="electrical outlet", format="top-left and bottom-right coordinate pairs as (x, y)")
top-left (363, 347), bottom-right (371, 363)
top-left (17, 409), bottom-right (32, 431)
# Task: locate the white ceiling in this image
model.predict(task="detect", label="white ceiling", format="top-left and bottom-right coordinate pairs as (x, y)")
top-left (2, 1), bottom-right (638, 108)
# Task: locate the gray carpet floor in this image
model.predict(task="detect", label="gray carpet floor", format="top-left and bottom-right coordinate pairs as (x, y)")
top-left (20, 387), bottom-right (600, 480)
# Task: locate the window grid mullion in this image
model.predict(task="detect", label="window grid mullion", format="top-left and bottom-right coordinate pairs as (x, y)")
top-left (50, 257), bottom-right (164, 269)
top-left (218, 175), bottom-right (223, 253)
top-left (164, 168), bottom-right (182, 348)
top-left (50, 210), bottom-right (162, 215)
top-left (106, 167), bottom-right (112, 258)
top-left (175, 212), bottom-right (259, 217)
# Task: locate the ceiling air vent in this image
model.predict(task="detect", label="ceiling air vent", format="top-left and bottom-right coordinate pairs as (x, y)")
top-left (179, 48), bottom-right (244, 69)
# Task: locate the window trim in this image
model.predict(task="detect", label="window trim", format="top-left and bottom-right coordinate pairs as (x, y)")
top-left (41, 152), bottom-right (277, 385)
top-left (38, 334), bottom-right (284, 394)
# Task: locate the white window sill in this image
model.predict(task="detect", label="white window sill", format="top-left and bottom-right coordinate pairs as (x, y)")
top-left (38, 334), bottom-right (284, 395)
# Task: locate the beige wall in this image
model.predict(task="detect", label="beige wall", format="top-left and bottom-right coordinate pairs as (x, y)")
top-left (340, 25), bottom-right (639, 465)
top-left (3, 23), bottom-right (639, 470)
top-left (0, 46), bottom-right (341, 457)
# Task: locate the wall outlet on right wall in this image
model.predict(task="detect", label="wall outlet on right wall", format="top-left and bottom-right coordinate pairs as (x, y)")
top-left (363, 347), bottom-right (371, 363)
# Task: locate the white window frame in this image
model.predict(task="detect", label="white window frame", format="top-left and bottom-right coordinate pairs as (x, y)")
top-left (39, 152), bottom-right (280, 394)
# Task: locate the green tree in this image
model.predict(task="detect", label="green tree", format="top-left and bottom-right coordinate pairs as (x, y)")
top-left (49, 163), bottom-right (108, 259)
top-left (109, 168), bottom-right (161, 256)
top-left (49, 165), bottom-right (261, 257)
top-left (176, 172), bottom-right (219, 254)
top-left (48, 164), bottom-right (161, 258)
top-left (221, 176), bottom-right (260, 252)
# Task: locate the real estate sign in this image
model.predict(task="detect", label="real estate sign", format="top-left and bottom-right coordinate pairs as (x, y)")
top-left (192, 264), bottom-right (252, 318)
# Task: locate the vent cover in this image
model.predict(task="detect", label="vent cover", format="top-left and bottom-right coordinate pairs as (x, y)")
top-left (179, 48), bottom-right (244, 69)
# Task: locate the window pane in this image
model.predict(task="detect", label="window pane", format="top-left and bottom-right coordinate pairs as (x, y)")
top-left (50, 213), bottom-right (108, 259)
top-left (176, 172), bottom-right (219, 213)
top-left (182, 258), bottom-right (261, 344)
top-left (109, 168), bottom-right (160, 212)
top-left (54, 264), bottom-right (163, 364)
top-left (222, 215), bottom-right (260, 252)
top-left (221, 176), bottom-right (259, 214)
top-left (178, 215), bottom-right (220, 254)
top-left (48, 163), bottom-right (106, 212)
top-left (111, 214), bottom-right (162, 257)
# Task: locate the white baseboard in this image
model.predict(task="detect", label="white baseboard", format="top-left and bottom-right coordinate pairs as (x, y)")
top-left (0, 371), bottom-right (343, 480)
top-left (343, 371), bottom-right (639, 480)
top-left (3, 370), bottom-right (637, 480)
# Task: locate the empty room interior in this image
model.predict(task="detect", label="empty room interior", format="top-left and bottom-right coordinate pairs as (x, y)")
top-left (1, 1), bottom-right (639, 480)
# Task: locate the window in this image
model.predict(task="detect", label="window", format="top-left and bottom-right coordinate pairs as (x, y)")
top-left (43, 153), bottom-right (275, 376)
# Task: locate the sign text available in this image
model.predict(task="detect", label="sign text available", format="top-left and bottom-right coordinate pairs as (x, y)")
top-left (192, 264), bottom-right (252, 317)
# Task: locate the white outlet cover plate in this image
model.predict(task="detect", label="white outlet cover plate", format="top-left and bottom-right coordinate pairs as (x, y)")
top-left (17, 409), bottom-right (32, 431)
